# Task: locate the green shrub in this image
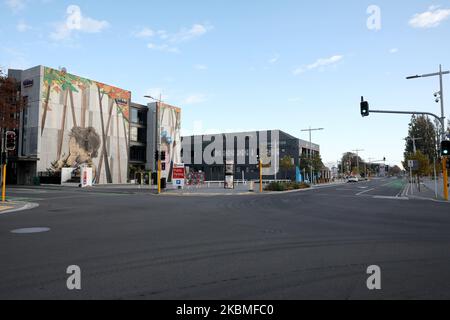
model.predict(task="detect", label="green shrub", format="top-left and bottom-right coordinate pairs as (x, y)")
top-left (265, 181), bottom-right (310, 191)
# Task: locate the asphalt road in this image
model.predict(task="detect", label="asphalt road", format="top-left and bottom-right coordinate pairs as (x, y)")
top-left (1, 178), bottom-right (450, 300)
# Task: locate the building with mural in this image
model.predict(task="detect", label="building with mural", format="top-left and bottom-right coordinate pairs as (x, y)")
top-left (8, 66), bottom-right (131, 185)
top-left (147, 102), bottom-right (182, 183)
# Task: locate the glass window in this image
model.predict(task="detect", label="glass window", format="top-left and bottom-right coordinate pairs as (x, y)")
top-left (131, 108), bottom-right (139, 124)
top-left (130, 127), bottom-right (138, 142)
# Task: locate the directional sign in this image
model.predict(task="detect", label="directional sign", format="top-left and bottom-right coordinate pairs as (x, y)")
top-left (408, 160), bottom-right (419, 170)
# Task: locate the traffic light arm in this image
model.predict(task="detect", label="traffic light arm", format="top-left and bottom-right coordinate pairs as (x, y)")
top-left (369, 109), bottom-right (442, 122)
top-left (369, 109), bottom-right (445, 132)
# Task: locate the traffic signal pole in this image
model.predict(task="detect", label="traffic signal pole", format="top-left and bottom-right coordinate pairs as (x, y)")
top-left (443, 158), bottom-right (448, 201)
top-left (2, 163), bottom-right (6, 203)
top-left (1, 129), bottom-right (5, 203)
top-left (259, 159), bottom-right (263, 193)
top-left (361, 95), bottom-right (449, 200)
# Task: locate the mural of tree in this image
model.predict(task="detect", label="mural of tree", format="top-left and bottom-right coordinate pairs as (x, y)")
top-left (95, 82), bottom-right (130, 184)
top-left (40, 67), bottom-right (130, 185)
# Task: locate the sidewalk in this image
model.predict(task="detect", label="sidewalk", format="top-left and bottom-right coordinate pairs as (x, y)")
top-left (0, 201), bottom-right (39, 215)
top-left (403, 178), bottom-right (447, 202)
top-left (421, 177), bottom-right (447, 200)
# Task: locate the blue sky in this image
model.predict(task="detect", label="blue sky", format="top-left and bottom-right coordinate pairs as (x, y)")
top-left (1, 0), bottom-right (450, 167)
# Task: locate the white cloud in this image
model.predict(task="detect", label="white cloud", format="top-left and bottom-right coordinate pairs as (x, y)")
top-left (4, 0), bottom-right (26, 12)
top-left (194, 64), bottom-right (208, 70)
top-left (147, 43), bottom-right (180, 53)
top-left (293, 55), bottom-right (343, 75)
top-left (183, 94), bottom-right (207, 105)
top-left (389, 48), bottom-right (399, 54)
top-left (269, 54), bottom-right (280, 64)
top-left (142, 23), bottom-right (212, 53)
top-left (17, 20), bottom-right (31, 32)
top-left (409, 6), bottom-right (450, 28)
top-left (133, 27), bottom-right (154, 38)
top-left (50, 5), bottom-right (109, 41)
top-left (169, 24), bottom-right (211, 43)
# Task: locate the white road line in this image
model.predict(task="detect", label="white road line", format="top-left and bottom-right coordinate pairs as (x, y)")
top-left (373, 196), bottom-right (409, 201)
top-left (356, 188), bottom-right (375, 196)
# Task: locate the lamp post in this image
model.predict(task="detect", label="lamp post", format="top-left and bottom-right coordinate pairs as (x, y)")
top-left (406, 65), bottom-right (449, 200)
top-left (352, 149), bottom-right (364, 176)
top-left (301, 127), bottom-right (324, 184)
top-left (144, 94), bottom-right (163, 194)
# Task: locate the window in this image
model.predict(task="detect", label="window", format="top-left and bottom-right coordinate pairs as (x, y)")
top-left (130, 146), bottom-right (146, 162)
top-left (130, 127), bottom-right (138, 142)
top-left (130, 108), bottom-right (147, 125)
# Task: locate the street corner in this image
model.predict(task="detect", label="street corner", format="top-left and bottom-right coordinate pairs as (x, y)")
top-left (0, 201), bottom-right (39, 215)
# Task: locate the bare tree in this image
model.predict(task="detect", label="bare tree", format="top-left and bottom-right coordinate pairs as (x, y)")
top-left (0, 68), bottom-right (27, 161)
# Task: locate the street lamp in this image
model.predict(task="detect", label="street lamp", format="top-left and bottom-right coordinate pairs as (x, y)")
top-left (406, 65), bottom-right (449, 201)
top-left (144, 94), bottom-right (163, 194)
top-left (352, 149), bottom-right (364, 176)
top-left (301, 127), bottom-right (324, 184)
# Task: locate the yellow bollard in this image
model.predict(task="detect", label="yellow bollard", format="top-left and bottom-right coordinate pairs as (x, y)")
top-left (2, 164), bottom-right (6, 203)
top-left (259, 160), bottom-right (263, 193)
top-left (157, 159), bottom-right (161, 194)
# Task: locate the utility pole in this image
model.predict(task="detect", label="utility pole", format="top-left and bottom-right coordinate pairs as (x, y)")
top-left (301, 127), bottom-right (324, 184)
top-left (407, 137), bottom-right (423, 155)
top-left (352, 149), bottom-right (364, 176)
top-left (1, 129), bottom-right (6, 202)
top-left (406, 65), bottom-right (449, 200)
top-left (144, 94), bottom-right (163, 194)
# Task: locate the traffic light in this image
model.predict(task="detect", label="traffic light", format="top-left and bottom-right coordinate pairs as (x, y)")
top-left (154, 151), bottom-right (159, 162)
top-left (6, 131), bottom-right (16, 151)
top-left (360, 97), bottom-right (369, 117)
top-left (442, 140), bottom-right (450, 156)
top-left (161, 151), bottom-right (166, 162)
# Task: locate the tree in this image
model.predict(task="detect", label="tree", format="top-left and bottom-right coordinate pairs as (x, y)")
top-left (0, 69), bottom-right (27, 158)
top-left (404, 151), bottom-right (431, 177)
top-left (341, 152), bottom-right (365, 175)
top-left (404, 115), bottom-right (437, 164)
top-left (280, 155), bottom-right (294, 180)
top-left (312, 153), bottom-right (324, 173)
top-left (388, 165), bottom-right (402, 176)
top-left (0, 69), bottom-right (26, 130)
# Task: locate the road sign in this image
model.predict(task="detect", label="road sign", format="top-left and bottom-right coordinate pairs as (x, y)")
top-left (408, 160), bottom-right (419, 170)
top-left (172, 163), bottom-right (185, 188)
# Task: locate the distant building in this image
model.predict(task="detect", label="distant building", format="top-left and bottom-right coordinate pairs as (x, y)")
top-left (181, 130), bottom-right (322, 182)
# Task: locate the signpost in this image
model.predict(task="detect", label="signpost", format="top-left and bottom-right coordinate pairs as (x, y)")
top-left (408, 160), bottom-right (419, 195)
top-left (172, 163), bottom-right (185, 189)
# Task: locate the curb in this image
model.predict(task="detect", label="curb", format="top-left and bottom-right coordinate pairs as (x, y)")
top-left (160, 183), bottom-right (347, 197)
top-left (0, 202), bottom-right (40, 215)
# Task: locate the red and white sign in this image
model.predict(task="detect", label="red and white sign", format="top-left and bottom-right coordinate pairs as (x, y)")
top-left (172, 164), bottom-right (185, 188)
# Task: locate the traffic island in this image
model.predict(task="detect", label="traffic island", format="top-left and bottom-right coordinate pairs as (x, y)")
top-left (0, 201), bottom-right (39, 215)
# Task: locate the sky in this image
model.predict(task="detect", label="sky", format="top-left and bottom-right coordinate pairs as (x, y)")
top-left (1, 0), bottom-right (450, 167)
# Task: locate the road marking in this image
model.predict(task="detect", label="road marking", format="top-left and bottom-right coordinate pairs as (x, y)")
top-left (373, 196), bottom-right (409, 200)
top-left (11, 227), bottom-right (50, 234)
top-left (356, 188), bottom-right (375, 196)
top-left (0, 206), bottom-right (13, 212)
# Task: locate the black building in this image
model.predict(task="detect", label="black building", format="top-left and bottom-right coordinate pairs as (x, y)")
top-left (181, 130), bottom-right (321, 182)
top-left (128, 102), bottom-right (148, 181)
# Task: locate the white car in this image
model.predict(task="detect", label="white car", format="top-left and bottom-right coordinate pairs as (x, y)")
top-left (347, 176), bottom-right (359, 183)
